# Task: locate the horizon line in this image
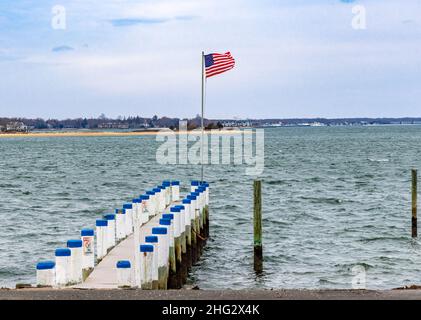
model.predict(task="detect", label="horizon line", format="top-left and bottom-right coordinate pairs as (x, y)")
top-left (2, 116), bottom-right (421, 121)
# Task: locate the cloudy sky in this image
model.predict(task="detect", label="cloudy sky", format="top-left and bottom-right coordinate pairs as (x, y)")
top-left (0, 0), bottom-right (420, 119)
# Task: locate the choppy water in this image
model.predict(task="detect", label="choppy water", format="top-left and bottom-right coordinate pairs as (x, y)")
top-left (1, 125), bottom-right (421, 289)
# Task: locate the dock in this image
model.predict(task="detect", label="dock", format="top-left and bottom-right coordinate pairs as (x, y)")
top-left (34, 181), bottom-right (210, 290)
top-left (74, 207), bottom-right (179, 289)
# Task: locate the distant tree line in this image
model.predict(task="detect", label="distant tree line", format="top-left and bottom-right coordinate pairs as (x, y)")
top-left (2, 115), bottom-right (421, 131)
top-left (0, 115), bottom-right (224, 130)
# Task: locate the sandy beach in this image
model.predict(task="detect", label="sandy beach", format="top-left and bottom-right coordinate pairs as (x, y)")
top-left (0, 129), bottom-right (244, 138)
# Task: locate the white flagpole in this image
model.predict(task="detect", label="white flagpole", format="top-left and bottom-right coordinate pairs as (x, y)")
top-left (200, 51), bottom-right (205, 183)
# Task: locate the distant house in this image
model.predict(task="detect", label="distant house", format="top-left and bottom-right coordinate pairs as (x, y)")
top-left (98, 122), bottom-right (129, 129)
top-left (221, 120), bottom-right (252, 128)
top-left (5, 121), bottom-right (28, 133)
top-left (97, 122), bottom-right (114, 129)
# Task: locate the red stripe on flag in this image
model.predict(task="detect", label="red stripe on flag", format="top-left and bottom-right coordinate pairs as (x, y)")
top-left (206, 61), bottom-right (235, 72)
top-left (205, 52), bottom-right (235, 78)
top-left (207, 62), bottom-right (234, 71)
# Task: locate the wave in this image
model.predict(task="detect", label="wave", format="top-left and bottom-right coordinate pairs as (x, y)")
top-left (368, 158), bottom-right (389, 162)
top-left (358, 236), bottom-right (408, 243)
top-left (299, 196), bottom-right (343, 204)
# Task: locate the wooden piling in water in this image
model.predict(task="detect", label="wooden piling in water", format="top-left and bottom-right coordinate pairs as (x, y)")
top-left (181, 232), bottom-right (188, 284)
top-left (253, 180), bottom-right (263, 273)
top-left (186, 224), bottom-right (192, 268)
top-left (158, 266), bottom-right (167, 289)
top-left (200, 208), bottom-right (205, 242)
top-left (167, 245), bottom-right (177, 289)
top-left (191, 217), bottom-right (197, 264)
top-left (205, 205), bottom-right (209, 239)
top-left (174, 236), bottom-right (182, 288)
top-left (196, 211), bottom-right (202, 257)
top-left (412, 169), bottom-right (418, 238)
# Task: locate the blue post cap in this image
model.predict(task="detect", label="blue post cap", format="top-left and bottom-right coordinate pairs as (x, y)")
top-left (145, 235), bottom-right (158, 243)
top-left (36, 261), bottom-right (55, 270)
top-left (162, 180), bottom-right (171, 186)
top-left (140, 195), bottom-right (150, 200)
top-left (170, 207), bottom-right (181, 213)
top-left (67, 239), bottom-right (83, 248)
top-left (132, 198), bottom-right (140, 203)
top-left (162, 213), bottom-right (174, 220)
top-left (153, 188), bottom-right (161, 193)
top-left (187, 195), bottom-right (197, 200)
top-left (81, 228), bottom-right (94, 236)
top-left (140, 244), bottom-right (154, 252)
top-left (55, 248), bottom-right (71, 257)
top-left (146, 191), bottom-right (155, 195)
top-left (152, 227), bottom-right (167, 235)
top-left (171, 181), bottom-right (180, 186)
top-left (158, 185), bottom-right (165, 190)
top-left (182, 198), bottom-right (191, 204)
top-left (96, 219), bottom-right (108, 227)
top-left (123, 203), bottom-right (133, 209)
top-left (116, 260), bottom-right (131, 269)
top-left (160, 218), bottom-right (171, 226)
top-left (104, 214), bottom-right (116, 220)
top-left (175, 205), bottom-right (185, 210)
top-left (191, 180), bottom-right (200, 186)
top-left (115, 208), bottom-right (126, 214)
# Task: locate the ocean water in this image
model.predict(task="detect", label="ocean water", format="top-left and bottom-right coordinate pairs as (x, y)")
top-left (1, 125), bottom-right (421, 289)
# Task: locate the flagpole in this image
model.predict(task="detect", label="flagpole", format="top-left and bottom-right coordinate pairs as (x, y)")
top-left (200, 51), bottom-right (205, 183)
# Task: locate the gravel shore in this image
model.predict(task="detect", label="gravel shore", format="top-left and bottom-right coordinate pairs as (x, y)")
top-left (1, 288), bottom-right (421, 300)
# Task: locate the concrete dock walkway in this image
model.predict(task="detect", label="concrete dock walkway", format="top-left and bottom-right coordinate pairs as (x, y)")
top-left (73, 233), bottom-right (136, 289)
top-left (74, 202), bottom-right (180, 289)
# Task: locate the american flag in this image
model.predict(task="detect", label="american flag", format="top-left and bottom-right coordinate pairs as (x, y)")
top-left (204, 52), bottom-right (235, 78)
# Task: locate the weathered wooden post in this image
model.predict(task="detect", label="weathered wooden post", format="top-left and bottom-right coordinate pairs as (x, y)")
top-left (412, 169), bottom-right (417, 238)
top-left (253, 180), bottom-right (263, 273)
top-left (116, 260), bottom-right (133, 288)
top-left (181, 199), bottom-right (192, 269)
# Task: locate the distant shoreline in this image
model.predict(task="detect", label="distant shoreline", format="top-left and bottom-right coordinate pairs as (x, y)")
top-left (0, 129), bottom-right (243, 138)
top-left (1, 123), bottom-right (421, 138)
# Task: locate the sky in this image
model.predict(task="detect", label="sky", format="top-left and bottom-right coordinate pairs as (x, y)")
top-left (0, 0), bottom-right (420, 119)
